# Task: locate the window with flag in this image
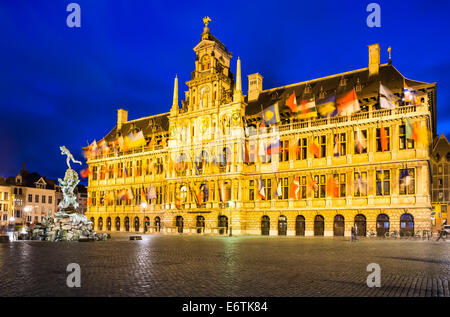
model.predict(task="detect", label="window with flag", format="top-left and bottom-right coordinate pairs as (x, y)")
top-left (249, 180), bottom-right (255, 200)
top-left (338, 133), bottom-right (347, 156)
top-left (354, 129), bottom-right (368, 154)
top-left (376, 170), bottom-right (390, 196)
top-left (136, 160), bottom-right (142, 177)
top-left (107, 191), bottom-right (114, 206)
top-left (126, 161), bottom-right (133, 177)
top-left (334, 173), bottom-right (346, 197)
top-left (277, 177), bottom-right (289, 200)
top-left (320, 135), bottom-right (327, 157)
top-left (354, 171), bottom-right (368, 197)
top-left (298, 138), bottom-right (307, 160)
top-left (157, 186), bottom-right (163, 204)
top-left (117, 162), bottom-right (123, 178)
top-left (91, 191), bottom-right (97, 206)
top-left (263, 179), bottom-right (272, 200)
top-left (314, 175), bottom-right (326, 198)
top-left (92, 166), bottom-right (98, 180)
top-left (399, 125), bottom-right (414, 150)
top-left (399, 168), bottom-right (415, 195)
top-left (99, 191), bottom-right (105, 206)
top-left (376, 127), bottom-right (390, 152)
top-left (280, 140), bottom-right (289, 162)
top-left (300, 176), bottom-right (307, 199)
top-left (249, 143), bottom-right (256, 164)
top-left (156, 157), bottom-right (164, 174)
top-left (108, 164), bottom-right (114, 178)
top-left (100, 165), bottom-right (106, 180)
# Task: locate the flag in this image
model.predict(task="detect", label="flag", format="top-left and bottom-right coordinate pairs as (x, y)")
top-left (202, 183), bottom-right (209, 202)
top-left (258, 176), bottom-right (266, 200)
top-left (380, 123), bottom-right (388, 151)
top-left (308, 175), bottom-right (318, 191)
top-left (175, 190), bottom-right (181, 209)
top-left (290, 175), bottom-right (300, 199)
top-left (274, 180), bottom-right (282, 198)
top-left (379, 83), bottom-right (396, 109)
top-left (148, 137), bottom-right (156, 149)
top-left (355, 128), bottom-right (367, 153)
top-left (403, 80), bottom-right (417, 105)
top-left (118, 189), bottom-right (127, 200)
top-left (258, 135), bottom-right (267, 161)
top-left (299, 96), bottom-right (317, 119)
top-left (400, 164), bottom-right (412, 187)
top-left (285, 91), bottom-right (298, 113)
top-left (148, 185), bottom-right (157, 200)
top-left (129, 131), bottom-right (146, 148)
top-left (140, 189), bottom-right (147, 204)
top-left (289, 139), bottom-right (300, 158)
top-left (266, 135), bottom-right (281, 155)
top-left (316, 95), bottom-right (337, 118)
top-left (80, 167), bottom-right (90, 178)
top-left (355, 171), bottom-right (363, 194)
top-left (336, 88), bottom-right (360, 116)
top-left (327, 175), bottom-right (339, 198)
top-left (309, 137), bottom-right (320, 158)
top-left (262, 103), bottom-right (280, 126)
top-left (126, 188), bottom-right (134, 200)
top-left (333, 134), bottom-right (340, 157)
top-left (124, 167), bottom-right (128, 177)
top-left (219, 180), bottom-right (228, 202)
top-left (405, 118), bottom-right (413, 139)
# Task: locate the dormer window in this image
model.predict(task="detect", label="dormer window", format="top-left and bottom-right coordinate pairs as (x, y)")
top-left (201, 55), bottom-right (211, 71)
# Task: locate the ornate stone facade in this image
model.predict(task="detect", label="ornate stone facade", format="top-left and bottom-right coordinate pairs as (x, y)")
top-left (86, 20), bottom-right (436, 237)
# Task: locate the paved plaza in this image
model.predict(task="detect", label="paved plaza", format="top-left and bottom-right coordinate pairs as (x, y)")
top-left (0, 234), bottom-right (449, 297)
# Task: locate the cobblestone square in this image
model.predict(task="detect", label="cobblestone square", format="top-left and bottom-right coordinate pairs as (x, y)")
top-left (1, 234), bottom-right (449, 297)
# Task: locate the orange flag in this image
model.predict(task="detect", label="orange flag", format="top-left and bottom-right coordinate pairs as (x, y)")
top-left (286, 91), bottom-right (298, 113)
top-left (380, 123), bottom-right (388, 152)
top-left (327, 175), bottom-right (339, 198)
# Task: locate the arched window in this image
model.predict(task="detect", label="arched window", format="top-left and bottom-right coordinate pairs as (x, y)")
top-left (314, 215), bottom-right (324, 236)
top-left (278, 215), bottom-right (287, 236)
top-left (218, 215), bottom-right (228, 235)
top-left (176, 216), bottom-right (184, 233)
top-left (115, 217), bottom-right (120, 231)
top-left (98, 217), bottom-right (103, 231)
top-left (196, 216), bottom-right (205, 234)
top-left (333, 214), bottom-right (345, 236)
top-left (106, 217), bottom-right (111, 231)
top-left (376, 214), bottom-right (389, 237)
top-left (124, 217), bottom-right (130, 232)
top-left (144, 217), bottom-right (150, 233)
top-left (261, 215), bottom-right (270, 236)
top-left (354, 214), bottom-right (366, 236)
top-left (154, 217), bottom-right (161, 232)
top-left (134, 217), bottom-right (140, 232)
top-left (295, 215), bottom-right (305, 236)
top-left (90, 217), bottom-right (95, 229)
top-left (400, 213), bottom-right (414, 237)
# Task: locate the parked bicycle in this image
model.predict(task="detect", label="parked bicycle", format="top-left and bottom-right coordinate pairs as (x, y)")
top-left (385, 230), bottom-right (399, 239)
top-left (367, 230), bottom-right (376, 238)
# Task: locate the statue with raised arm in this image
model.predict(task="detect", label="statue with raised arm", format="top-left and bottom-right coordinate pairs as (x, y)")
top-left (60, 145), bottom-right (82, 169)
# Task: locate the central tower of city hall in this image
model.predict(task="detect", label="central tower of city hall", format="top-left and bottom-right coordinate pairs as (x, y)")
top-left (85, 18), bottom-right (437, 237)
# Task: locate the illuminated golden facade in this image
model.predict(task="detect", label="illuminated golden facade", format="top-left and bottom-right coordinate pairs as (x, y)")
top-left (86, 20), bottom-right (437, 237)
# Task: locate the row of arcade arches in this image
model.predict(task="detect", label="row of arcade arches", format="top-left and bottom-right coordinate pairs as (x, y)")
top-left (261, 213), bottom-right (414, 236)
top-left (89, 213), bottom-right (415, 236)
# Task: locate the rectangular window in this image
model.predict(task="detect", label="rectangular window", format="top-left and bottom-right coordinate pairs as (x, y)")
top-left (48, 196), bottom-right (52, 204)
top-left (42, 196), bottom-right (46, 204)
top-left (35, 195), bottom-right (39, 203)
top-left (376, 127), bottom-right (390, 152)
top-left (108, 164), bottom-right (114, 178)
top-left (280, 140), bottom-right (289, 162)
top-left (314, 175), bottom-right (326, 198)
top-left (136, 160), bottom-right (142, 177)
top-left (91, 192), bottom-right (97, 206)
top-left (99, 191), bottom-right (105, 206)
top-left (334, 133), bottom-right (347, 156)
top-left (320, 135), bottom-right (327, 157)
top-left (399, 168), bottom-right (415, 195)
top-left (92, 166), bottom-right (98, 180)
top-left (249, 180), bottom-right (254, 201)
top-left (354, 172), bottom-right (368, 197)
top-left (298, 138), bottom-right (307, 160)
top-left (399, 125), bottom-right (414, 150)
top-left (4, 193), bottom-right (7, 200)
top-left (262, 179), bottom-right (272, 200)
top-left (300, 176), bottom-right (307, 199)
top-left (376, 170), bottom-right (391, 196)
top-left (332, 173), bottom-right (346, 197)
top-left (117, 162), bottom-right (123, 178)
top-left (126, 161), bottom-right (133, 177)
top-left (354, 130), bottom-right (368, 154)
top-left (28, 194), bottom-right (32, 203)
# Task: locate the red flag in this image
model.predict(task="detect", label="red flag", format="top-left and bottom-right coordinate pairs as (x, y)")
top-left (308, 175), bottom-right (318, 191)
top-left (327, 175), bottom-right (339, 198)
top-left (286, 91), bottom-right (298, 113)
top-left (380, 123), bottom-right (388, 152)
top-left (80, 168), bottom-right (91, 178)
top-left (309, 138), bottom-right (320, 158)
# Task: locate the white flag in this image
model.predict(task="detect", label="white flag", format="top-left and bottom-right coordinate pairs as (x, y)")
top-left (379, 83), bottom-right (396, 109)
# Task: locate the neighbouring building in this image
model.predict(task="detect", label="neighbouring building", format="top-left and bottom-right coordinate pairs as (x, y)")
top-left (431, 133), bottom-right (450, 231)
top-left (85, 19), bottom-right (436, 237)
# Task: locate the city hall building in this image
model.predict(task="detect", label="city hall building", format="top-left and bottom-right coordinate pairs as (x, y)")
top-left (85, 19), bottom-right (436, 237)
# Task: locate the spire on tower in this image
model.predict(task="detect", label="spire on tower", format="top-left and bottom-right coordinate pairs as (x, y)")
top-left (233, 57), bottom-right (243, 102)
top-left (171, 75), bottom-right (179, 114)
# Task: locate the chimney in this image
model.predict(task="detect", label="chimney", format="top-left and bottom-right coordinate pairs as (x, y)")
top-left (368, 43), bottom-right (380, 76)
top-left (248, 73), bottom-right (263, 102)
top-left (117, 109), bottom-right (128, 130)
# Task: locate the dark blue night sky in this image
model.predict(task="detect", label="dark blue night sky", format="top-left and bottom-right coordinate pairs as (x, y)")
top-left (0, 0), bottom-right (449, 179)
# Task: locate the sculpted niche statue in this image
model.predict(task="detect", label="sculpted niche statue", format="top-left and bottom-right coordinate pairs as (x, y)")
top-left (57, 146), bottom-right (82, 214)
